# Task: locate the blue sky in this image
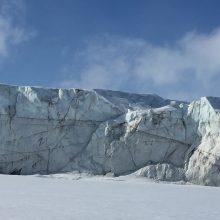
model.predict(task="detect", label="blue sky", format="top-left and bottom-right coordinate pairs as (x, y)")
top-left (0, 0), bottom-right (220, 100)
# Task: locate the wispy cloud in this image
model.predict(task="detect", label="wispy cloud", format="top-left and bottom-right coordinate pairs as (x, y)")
top-left (60, 29), bottom-right (220, 100)
top-left (0, 0), bottom-right (34, 57)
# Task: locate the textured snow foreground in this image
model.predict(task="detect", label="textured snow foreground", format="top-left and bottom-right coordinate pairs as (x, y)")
top-left (0, 174), bottom-right (220, 220)
top-left (1, 84), bottom-right (220, 186)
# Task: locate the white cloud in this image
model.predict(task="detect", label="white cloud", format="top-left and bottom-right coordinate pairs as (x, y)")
top-left (0, 0), bottom-right (33, 57)
top-left (60, 29), bottom-right (220, 100)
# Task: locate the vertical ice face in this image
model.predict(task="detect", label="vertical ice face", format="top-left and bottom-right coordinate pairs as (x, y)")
top-left (185, 97), bottom-right (220, 186)
top-left (0, 84), bottom-right (220, 186)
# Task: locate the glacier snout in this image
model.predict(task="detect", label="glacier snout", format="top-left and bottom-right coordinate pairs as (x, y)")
top-left (0, 84), bottom-right (220, 186)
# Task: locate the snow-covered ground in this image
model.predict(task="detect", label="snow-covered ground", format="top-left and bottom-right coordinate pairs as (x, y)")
top-left (0, 174), bottom-right (220, 220)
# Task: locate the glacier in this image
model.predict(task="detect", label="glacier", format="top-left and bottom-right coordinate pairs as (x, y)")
top-left (0, 83), bottom-right (220, 186)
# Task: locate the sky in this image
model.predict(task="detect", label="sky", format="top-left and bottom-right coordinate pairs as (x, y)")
top-left (0, 0), bottom-right (220, 100)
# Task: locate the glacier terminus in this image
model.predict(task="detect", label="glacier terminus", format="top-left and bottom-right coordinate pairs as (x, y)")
top-left (0, 84), bottom-right (220, 186)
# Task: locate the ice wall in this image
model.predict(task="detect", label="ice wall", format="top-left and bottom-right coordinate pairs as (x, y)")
top-left (0, 84), bottom-right (220, 186)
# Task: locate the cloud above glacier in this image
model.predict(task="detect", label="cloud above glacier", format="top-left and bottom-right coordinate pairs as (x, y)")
top-left (0, 0), bottom-right (34, 57)
top-left (60, 29), bottom-right (220, 100)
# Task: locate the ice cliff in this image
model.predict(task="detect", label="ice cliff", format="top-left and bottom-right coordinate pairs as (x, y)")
top-left (0, 84), bottom-right (220, 186)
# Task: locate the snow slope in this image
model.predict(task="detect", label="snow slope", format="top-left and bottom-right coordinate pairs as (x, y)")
top-left (0, 174), bottom-right (220, 220)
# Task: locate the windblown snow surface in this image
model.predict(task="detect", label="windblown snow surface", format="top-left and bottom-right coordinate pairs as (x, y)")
top-left (0, 173), bottom-right (220, 220)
